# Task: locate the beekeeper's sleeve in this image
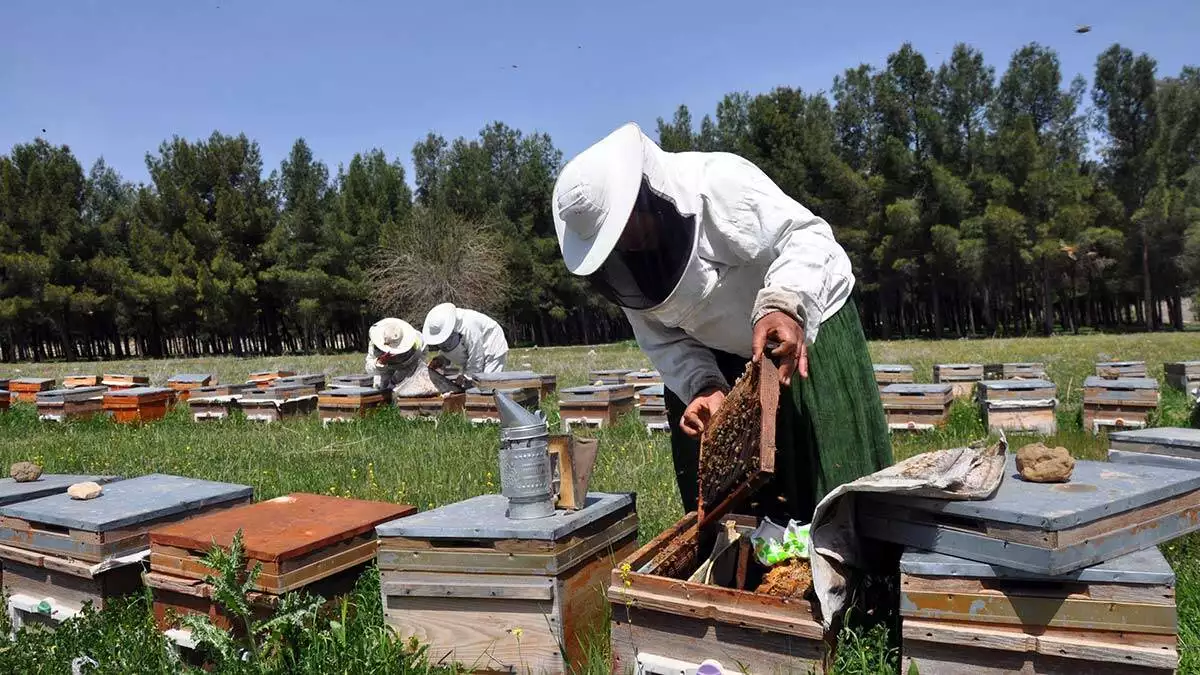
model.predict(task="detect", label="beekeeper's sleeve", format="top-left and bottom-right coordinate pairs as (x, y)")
top-left (625, 310), bottom-right (728, 404)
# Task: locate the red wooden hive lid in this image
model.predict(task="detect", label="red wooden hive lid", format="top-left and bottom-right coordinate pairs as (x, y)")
top-left (150, 493), bottom-right (414, 563)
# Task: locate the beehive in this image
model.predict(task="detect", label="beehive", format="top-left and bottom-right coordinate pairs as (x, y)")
top-left (331, 374), bottom-right (375, 388)
top-left (240, 384), bottom-right (319, 423)
top-left (317, 386), bottom-right (389, 423)
top-left (558, 384), bottom-right (636, 430)
top-left (1096, 360), bottom-right (1147, 379)
top-left (0, 389), bottom-right (9, 412)
top-left (1082, 376), bottom-right (1159, 433)
top-left (536, 373), bottom-right (558, 397)
top-left (101, 373), bottom-right (149, 390)
top-left (473, 371), bottom-right (544, 404)
top-left (977, 379), bottom-right (1057, 434)
top-left (873, 364), bottom-right (914, 389)
top-left (247, 370), bottom-right (295, 390)
top-left (274, 373), bottom-right (327, 390)
top-left (881, 383), bottom-right (954, 431)
top-left (63, 374), bottom-right (101, 388)
top-left (588, 369), bottom-right (632, 386)
top-left (147, 493), bottom-right (412, 633)
top-left (1108, 427), bottom-right (1200, 472)
top-left (378, 492), bottom-right (637, 675)
top-left (464, 386), bottom-right (539, 424)
top-left (900, 548), bottom-right (1177, 675)
top-left (1164, 361), bottom-right (1200, 394)
top-left (36, 386), bottom-right (106, 422)
top-left (984, 362), bottom-right (1047, 380)
top-left (103, 386), bottom-right (174, 423)
top-left (623, 370), bottom-right (663, 392)
top-left (638, 383), bottom-right (668, 432)
top-left (10, 378), bottom-right (55, 404)
top-left (933, 363), bottom-right (984, 398)
top-left (393, 392), bottom-right (467, 419)
top-left (166, 374), bottom-right (215, 402)
top-left (187, 383), bottom-right (257, 421)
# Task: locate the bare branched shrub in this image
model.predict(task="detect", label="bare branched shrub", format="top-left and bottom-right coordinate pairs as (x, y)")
top-left (367, 207), bottom-right (510, 320)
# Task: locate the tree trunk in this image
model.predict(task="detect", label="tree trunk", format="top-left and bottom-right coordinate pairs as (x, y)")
top-left (1141, 226), bottom-right (1153, 332)
top-left (1042, 261), bottom-right (1053, 336)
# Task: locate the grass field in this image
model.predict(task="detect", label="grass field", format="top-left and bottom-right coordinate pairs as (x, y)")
top-left (0, 331), bottom-right (1198, 673)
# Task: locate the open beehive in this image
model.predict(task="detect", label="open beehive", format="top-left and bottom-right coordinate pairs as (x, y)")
top-left (10, 378), bottom-right (55, 404)
top-left (317, 386), bottom-right (389, 423)
top-left (1082, 376), bottom-right (1159, 433)
top-left (36, 386), bottom-right (106, 422)
top-left (977, 379), bottom-right (1058, 434)
top-left (187, 383), bottom-right (257, 421)
top-left (933, 363), bottom-right (984, 398)
top-left (559, 384), bottom-right (636, 430)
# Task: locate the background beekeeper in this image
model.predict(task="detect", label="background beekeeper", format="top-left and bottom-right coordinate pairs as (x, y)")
top-left (422, 303), bottom-right (509, 376)
top-left (364, 318), bottom-right (426, 391)
top-left (552, 122), bottom-right (893, 521)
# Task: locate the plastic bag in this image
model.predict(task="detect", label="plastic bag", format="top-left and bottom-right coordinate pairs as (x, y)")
top-left (751, 517), bottom-right (810, 566)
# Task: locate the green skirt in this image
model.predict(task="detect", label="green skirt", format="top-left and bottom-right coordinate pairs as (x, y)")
top-left (665, 298), bottom-right (893, 520)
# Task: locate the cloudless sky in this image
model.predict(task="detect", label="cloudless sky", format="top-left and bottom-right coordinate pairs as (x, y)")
top-left (2, 0), bottom-right (1197, 184)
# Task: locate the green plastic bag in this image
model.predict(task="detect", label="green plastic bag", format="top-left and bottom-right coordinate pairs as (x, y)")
top-left (751, 518), bottom-right (810, 566)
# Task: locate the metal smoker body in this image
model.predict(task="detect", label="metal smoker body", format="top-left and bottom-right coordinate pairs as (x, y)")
top-left (496, 392), bottom-right (555, 519)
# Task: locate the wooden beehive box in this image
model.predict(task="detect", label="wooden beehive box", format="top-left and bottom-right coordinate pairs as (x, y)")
top-left (393, 392), bottom-right (466, 419)
top-left (874, 364), bottom-right (914, 389)
top-left (978, 379), bottom-right (1058, 435)
top-left (275, 373), bottom-right (327, 390)
top-left (473, 371), bottom-right (544, 404)
top-left (623, 370), bottom-right (663, 392)
top-left (464, 386), bottom-right (538, 424)
top-left (331, 374), bottom-right (375, 388)
top-left (101, 373), bottom-right (149, 390)
top-left (638, 383), bottom-right (668, 432)
top-left (10, 378), bottom-right (55, 404)
top-left (187, 383), bottom-right (256, 421)
top-left (103, 386), bottom-right (174, 423)
top-left (166, 374), bottom-right (215, 402)
top-left (241, 384), bottom-right (319, 423)
top-left (859, 455), bottom-right (1200, 575)
top-left (0, 389), bottom-right (9, 412)
top-left (984, 362), bottom-right (1048, 380)
top-left (63, 374), bottom-right (101, 388)
top-left (1164, 361), bottom-right (1200, 393)
top-left (559, 384), bottom-right (636, 430)
top-left (377, 492), bottom-right (637, 675)
top-left (1083, 376), bottom-right (1160, 433)
top-left (881, 383), bottom-right (954, 431)
top-left (588, 368), bottom-right (632, 385)
top-left (536, 373), bottom-right (557, 397)
top-left (1108, 427), bottom-right (1200, 472)
top-left (1096, 360), bottom-right (1147, 379)
top-left (900, 547), bottom-right (1177, 675)
top-left (36, 386), bottom-right (107, 422)
top-left (933, 363), bottom-right (984, 398)
top-left (147, 493), bottom-right (413, 632)
top-left (317, 386), bottom-right (389, 423)
top-left (247, 370), bottom-right (295, 390)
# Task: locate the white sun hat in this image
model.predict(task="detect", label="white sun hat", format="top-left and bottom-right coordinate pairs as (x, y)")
top-left (553, 122), bottom-right (648, 276)
top-left (369, 318), bottom-right (422, 355)
top-left (422, 303), bottom-right (459, 347)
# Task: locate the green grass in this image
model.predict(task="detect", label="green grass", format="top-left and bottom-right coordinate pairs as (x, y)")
top-left (0, 331), bottom-right (1197, 673)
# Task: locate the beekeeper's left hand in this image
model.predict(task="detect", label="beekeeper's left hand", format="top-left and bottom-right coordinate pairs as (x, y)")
top-left (752, 311), bottom-right (807, 385)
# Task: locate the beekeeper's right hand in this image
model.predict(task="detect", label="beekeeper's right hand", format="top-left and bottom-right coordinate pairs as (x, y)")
top-left (681, 387), bottom-right (726, 438)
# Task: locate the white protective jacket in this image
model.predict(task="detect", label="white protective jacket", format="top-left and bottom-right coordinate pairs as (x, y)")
top-left (442, 308), bottom-right (509, 375)
top-left (625, 148), bottom-right (854, 404)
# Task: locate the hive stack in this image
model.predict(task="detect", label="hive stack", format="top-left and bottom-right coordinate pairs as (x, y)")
top-left (638, 383), bottom-right (668, 432)
top-left (101, 373), bottom-right (149, 391)
top-left (103, 386), bottom-right (174, 423)
top-left (1164, 361), bottom-right (1200, 395)
top-left (977, 379), bottom-right (1058, 434)
top-left (933, 363), bottom-right (984, 398)
top-left (331, 374), bottom-right (375, 388)
top-left (623, 370), bottom-right (663, 394)
top-left (588, 369), bottom-right (632, 385)
top-left (317, 386), bottom-right (389, 424)
top-left (984, 362), bottom-right (1047, 380)
top-left (377, 492), bottom-right (637, 675)
top-left (873, 364), bottom-right (914, 390)
top-left (10, 378), bottom-right (55, 404)
top-left (881, 383), bottom-right (954, 431)
top-left (464, 386), bottom-right (538, 424)
top-left (1096, 360), bottom-right (1147, 379)
top-left (1082, 376), bottom-right (1159, 433)
top-left (1108, 427), bottom-right (1200, 471)
top-left (241, 384), bottom-right (319, 423)
top-left (187, 383), bottom-right (256, 421)
top-left (36, 386), bottom-right (106, 422)
top-left (0, 474), bottom-right (251, 630)
top-left (146, 494), bottom-right (412, 641)
top-left (558, 384), bottom-right (636, 430)
top-left (247, 370), bottom-right (295, 390)
top-left (166, 374), bottom-right (214, 402)
top-left (63, 375), bottom-right (101, 388)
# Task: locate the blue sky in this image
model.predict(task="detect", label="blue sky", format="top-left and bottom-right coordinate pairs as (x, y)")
top-left (2, 0), bottom-right (1196, 184)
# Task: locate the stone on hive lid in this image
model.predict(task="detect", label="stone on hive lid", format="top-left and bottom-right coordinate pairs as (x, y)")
top-left (376, 492), bottom-right (633, 541)
top-left (0, 474), bottom-right (119, 506)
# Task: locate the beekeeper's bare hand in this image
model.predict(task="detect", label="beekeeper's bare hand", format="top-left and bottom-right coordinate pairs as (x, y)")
top-left (752, 311), bottom-right (808, 385)
top-left (681, 388), bottom-right (726, 439)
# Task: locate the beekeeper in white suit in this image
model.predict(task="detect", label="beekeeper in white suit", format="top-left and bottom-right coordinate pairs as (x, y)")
top-left (364, 318), bottom-right (426, 390)
top-left (422, 303), bottom-right (508, 376)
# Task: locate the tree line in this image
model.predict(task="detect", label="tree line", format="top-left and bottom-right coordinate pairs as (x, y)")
top-left (1, 41), bottom-right (1198, 362)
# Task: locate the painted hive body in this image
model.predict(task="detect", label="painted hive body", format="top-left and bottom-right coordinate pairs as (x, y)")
top-left (558, 384), bottom-right (636, 430)
top-left (103, 386), bottom-right (174, 423)
top-left (316, 386), bottom-right (389, 423)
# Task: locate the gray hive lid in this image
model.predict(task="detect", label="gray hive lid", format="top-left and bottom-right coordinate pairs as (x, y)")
top-left (872, 454), bottom-right (1200, 531)
top-left (979, 379), bottom-right (1055, 390)
top-left (881, 383), bottom-right (953, 394)
top-left (1110, 427), bottom-right (1200, 451)
top-left (193, 383), bottom-right (255, 395)
top-left (936, 363), bottom-right (982, 369)
top-left (1099, 361), bottom-right (1145, 367)
top-left (900, 546), bottom-right (1174, 585)
top-left (0, 475), bottom-right (121, 507)
top-left (37, 386), bottom-right (107, 402)
top-left (874, 364), bottom-right (914, 373)
top-left (1083, 376), bottom-right (1158, 390)
top-left (562, 384), bottom-right (632, 394)
top-left (475, 370), bottom-right (540, 382)
top-left (376, 492), bottom-right (633, 540)
top-left (319, 386), bottom-right (381, 397)
top-left (105, 386), bottom-right (173, 397)
top-left (14, 377), bottom-right (54, 386)
top-left (1, 474), bottom-right (252, 532)
top-left (626, 370), bottom-right (662, 379)
top-left (1002, 362), bottom-right (1043, 368)
top-left (640, 384), bottom-right (665, 396)
top-left (168, 374), bottom-right (213, 383)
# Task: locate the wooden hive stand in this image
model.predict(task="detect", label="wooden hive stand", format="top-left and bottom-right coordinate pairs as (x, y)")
top-left (103, 386), bottom-right (174, 424)
top-left (900, 547), bottom-right (1178, 675)
top-left (859, 456), bottom-right (1200, 575)
top-left (1108, 427), bottom-right (1200, 472)
top-left (873, 364), bottom-right (915, 390)
top-left (147, 493), bottom-right (413, 636)
top-left (1164, 361), bottom-right (1200, 394)
top-left (377, 492), bottom-right (637, 675)
top-left (331, 374), bottom-right (375, 388)
top-left (559, 384), bottom-right (636, 431)
top-left (1082, 376), bottom-right (1159, 434)
top-left (638, 384), bottom-right (668, 432)
top-left (240, 384), bottom-right (319, 423)
top-left (63, 374), bottom-right (101, 389)
top-left (37, 386), bottom-right (107, 422)
top-left (984, 362), bottom-right (1048, 380)
top-left (187, 383), bottom-right (256, 421)
top-left (881, 383), bottom-right (954, 431)
top-left (393, 392), bottom-right (466, 420)
top-left (978, 379), bottom-right (1058, 434)
top-left (0, 474), bottom-right (250, 629)
top-left (464, 386), bottom-right (538, 424)
top-left (247, 370), bottom-right (296, 390)
top-left (317, 386), bottom-right (389, 424)
top-left (10, 378), bottom-right (56, 404)
top-left (933, 363), bottom-right (984, 398)
top-left (101, 373), bottom-right (150, 391)
top-left (588, 369), bottom-right (632, 386)
top-left (166, 374), bottom-right (215, 402)
top-left (1096, 360), bottom-right (1147, 379)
